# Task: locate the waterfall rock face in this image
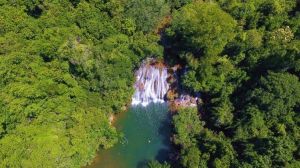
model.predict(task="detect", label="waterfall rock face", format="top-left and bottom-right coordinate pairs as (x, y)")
top-left (132, 63), bottom-right (169, 106)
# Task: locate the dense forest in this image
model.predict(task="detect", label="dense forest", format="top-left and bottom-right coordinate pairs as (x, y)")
top-left (0, 0), bottom-right (299, 168)
top-left (168, 0), bottom-right (300, 168)
top-left (0, 0), bottom-right (165, 167)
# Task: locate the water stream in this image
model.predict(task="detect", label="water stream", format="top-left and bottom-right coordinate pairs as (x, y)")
top-left (132, 63), bottom-right (169, 106)
top-left (86, 63), bottom-right (172, 168)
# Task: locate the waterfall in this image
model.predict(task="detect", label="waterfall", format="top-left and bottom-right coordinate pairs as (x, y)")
top-left (132, 63), bottom-right (169, 106)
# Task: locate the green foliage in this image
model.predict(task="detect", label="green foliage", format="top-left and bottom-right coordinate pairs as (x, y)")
top-left (124, 0), bottom-right (170, 32)
top-left (167, 2), bottom-right (237, 56)
top-left (249, 72), bottom-right (300, 123)
top-left (1, 0), bottom-right (300, 167)
top-left (0, 0), bottom-right (164, 167)
top-left (182, 56), bottom-right (246, 94)
top-left (218, 0), bottom-right (297, 30)
top-left (181, 146), bottom-right (201, 168)
top-left (173, 107), bottom-right (203, 147)
top-left (168, 1), bottom-right (300, 168)
top-left (168, 0), bottom-right (193, 9)
top-left (147, 160), bottom-right (171, 168)
top-left (236, 72), bottom-right (300, 139)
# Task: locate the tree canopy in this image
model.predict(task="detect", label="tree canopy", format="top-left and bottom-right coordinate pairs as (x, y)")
top-left (167, 1), bottom-right (300, 168)
top-left (1, 0), bottom-right (300, 167)
top-left (0, 0), bottom-right (167, 167)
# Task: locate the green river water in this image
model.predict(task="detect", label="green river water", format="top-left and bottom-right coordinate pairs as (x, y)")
top-left (87, 103), bottom-right (173, 168)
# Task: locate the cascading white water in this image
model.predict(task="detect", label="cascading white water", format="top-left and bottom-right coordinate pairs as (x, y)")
top-left (132, 63), bottom-right (169, 106)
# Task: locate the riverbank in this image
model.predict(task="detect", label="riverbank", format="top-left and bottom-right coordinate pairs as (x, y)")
top-left (86, 103), bottom-right (173, 168)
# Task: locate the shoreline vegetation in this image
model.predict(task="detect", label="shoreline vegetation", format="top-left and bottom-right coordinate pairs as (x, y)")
top-left (1, 0), bottom-right (300, 168)
top-left (90, 57), bottom-right (193, 167)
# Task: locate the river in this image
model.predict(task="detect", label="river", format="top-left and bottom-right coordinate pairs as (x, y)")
top-left (86, 102), bottom-right (173, 168)
top-left (86, 62), bottom-right (173, 168)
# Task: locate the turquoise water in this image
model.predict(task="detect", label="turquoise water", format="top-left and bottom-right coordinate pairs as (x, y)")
top-left (87, 103), bottom-right (172, 168)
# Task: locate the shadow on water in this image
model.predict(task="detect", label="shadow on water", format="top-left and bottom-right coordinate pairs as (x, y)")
top-left (86, 102), bottom-right (174, 168)
top-left (137, 159), bottom-right (149, 168)
top-left (137, 103), bottom-right (175, 167)
top-left (155, 111), bottom-right (177, 165)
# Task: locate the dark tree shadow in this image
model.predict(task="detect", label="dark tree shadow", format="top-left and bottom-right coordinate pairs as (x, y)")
top-left (154, 111), bottom-right (179, 167)
top-left (137, 159), bottom-right (149, 168)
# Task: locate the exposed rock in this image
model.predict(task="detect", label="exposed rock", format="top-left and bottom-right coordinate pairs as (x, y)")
top-left (174, 94), bottom-right (198, 107)
top-left (109, 114), bottom-right (114, 125)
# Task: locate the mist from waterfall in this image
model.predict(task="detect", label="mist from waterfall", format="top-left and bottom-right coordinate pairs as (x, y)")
top-left (132, 63), bottom-right (169, 106)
